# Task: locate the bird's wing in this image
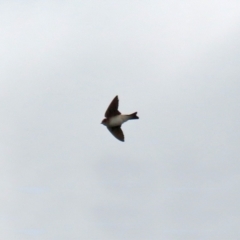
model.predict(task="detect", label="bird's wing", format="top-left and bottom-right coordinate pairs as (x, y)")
top-left (107, 126), bottom-right (124, 142)
top-left (105, 95), bottom-right (121, 118)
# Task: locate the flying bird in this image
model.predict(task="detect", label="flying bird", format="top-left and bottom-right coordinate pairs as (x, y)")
top-left (101, 95), bottom-right (139, 142)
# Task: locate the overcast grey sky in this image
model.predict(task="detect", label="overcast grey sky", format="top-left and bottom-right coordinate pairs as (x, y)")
top-left (1, 1), bottom-right (240, 239)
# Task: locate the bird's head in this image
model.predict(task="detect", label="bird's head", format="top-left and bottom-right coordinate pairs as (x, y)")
top-left (101, 118), bottom-right (107, 126)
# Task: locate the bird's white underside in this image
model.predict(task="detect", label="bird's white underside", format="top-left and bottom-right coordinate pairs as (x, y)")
top-left (108, 115), bottom-right (130, 127)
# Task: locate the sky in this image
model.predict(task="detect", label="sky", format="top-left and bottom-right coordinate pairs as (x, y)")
top-left (1, 0), bottom-right (240, 239)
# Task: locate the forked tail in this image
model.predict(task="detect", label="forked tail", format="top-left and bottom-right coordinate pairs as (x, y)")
top-left (128, 112), bottom-right (139, 120)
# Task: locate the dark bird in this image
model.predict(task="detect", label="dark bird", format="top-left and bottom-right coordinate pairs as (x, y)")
top-left (101, 95), bottom-right (139, 142)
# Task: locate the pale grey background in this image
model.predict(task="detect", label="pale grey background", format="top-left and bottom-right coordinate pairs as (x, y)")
top-left (1, 1), bottom-right (240, 239)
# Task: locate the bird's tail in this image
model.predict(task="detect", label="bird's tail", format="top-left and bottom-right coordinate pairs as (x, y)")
top-left (128, 112), bottom-right (139, 120)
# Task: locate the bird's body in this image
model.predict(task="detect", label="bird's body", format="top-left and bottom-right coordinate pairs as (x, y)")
top-left (101, 96), bottom-right (139, 142)
top-left (102, 114), bottom-right (132, 127)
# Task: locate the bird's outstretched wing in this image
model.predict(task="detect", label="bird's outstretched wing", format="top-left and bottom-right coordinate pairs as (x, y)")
top-left (107, 126), bottom-right (124, 142)
top-left (105, 95), bottom-right (121, 118)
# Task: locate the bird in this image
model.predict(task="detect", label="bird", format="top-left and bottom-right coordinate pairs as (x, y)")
top-left (101, 95), bottom-right (139, 142)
